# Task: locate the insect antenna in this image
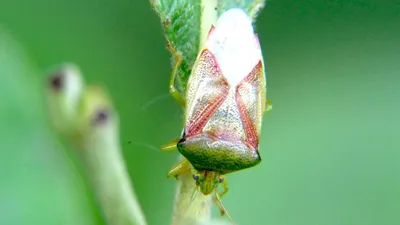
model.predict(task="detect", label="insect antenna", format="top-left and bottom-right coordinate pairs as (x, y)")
top-left (190, 186), bottom-right (199, 202)
top-left (125, 142), bottom-right (160, 152)
top-left (140, 93), bottom-right (171, 111)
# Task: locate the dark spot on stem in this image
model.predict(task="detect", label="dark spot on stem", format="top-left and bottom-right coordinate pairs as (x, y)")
top-left (92, 109), bottom-right (109, 125)
top-left (49, 72), bottom-right (64, 91)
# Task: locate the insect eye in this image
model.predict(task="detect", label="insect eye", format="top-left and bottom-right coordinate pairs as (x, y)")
top-left (193, 174), bottom-right (200, 180)
top-left (219, 177), bottom-right (224, 183)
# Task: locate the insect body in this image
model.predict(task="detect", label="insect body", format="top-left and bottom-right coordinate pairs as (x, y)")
top-left (162, 8), bottom-right (271, 219)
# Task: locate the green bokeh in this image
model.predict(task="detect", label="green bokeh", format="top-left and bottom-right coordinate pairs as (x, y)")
top-left (0, 1), bottom-right (399, 225)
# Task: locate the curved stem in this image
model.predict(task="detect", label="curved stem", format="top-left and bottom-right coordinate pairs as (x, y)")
top-left (46, 64), bottom-right (147, 225)
top-left (79, 87), bottom-right (147, 225)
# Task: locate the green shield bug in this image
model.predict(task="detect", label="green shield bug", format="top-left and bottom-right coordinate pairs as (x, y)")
top-left (162, 8), bottom-right (272, 221)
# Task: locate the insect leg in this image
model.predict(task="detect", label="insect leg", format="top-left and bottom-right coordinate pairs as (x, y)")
top-left (167, 44), bottom-right (186, 107)
top-left (167, 158), bottom-right (191, 179)
top-left (218, 177), bottom-right (229, 198)
top-left (160, 138), bottom-right (180, 152)
top-left (265, 98), bottom-right (273, 112)
top-left (264, 99), bottom-right (272, 112)
top-left (214, 191), bottom-right (235, 223)
top-left (213, 178), bottom-right (229, 216)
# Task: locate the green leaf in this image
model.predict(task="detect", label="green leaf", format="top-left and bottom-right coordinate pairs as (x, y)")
top-left (150, 0), bottom-right (266, 97)
top-left (150, 0), bottom-right (202, 95)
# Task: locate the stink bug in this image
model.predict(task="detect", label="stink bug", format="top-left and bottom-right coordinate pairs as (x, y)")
top-left (162, 8), bottom-right (272, 220)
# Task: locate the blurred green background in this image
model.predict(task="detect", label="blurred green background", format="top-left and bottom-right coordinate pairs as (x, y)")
top-left (1, 0), bottom-right (399, 225)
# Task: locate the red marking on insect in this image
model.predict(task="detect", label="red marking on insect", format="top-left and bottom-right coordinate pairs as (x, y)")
top-left (236, 60), bottom-right (263, 149)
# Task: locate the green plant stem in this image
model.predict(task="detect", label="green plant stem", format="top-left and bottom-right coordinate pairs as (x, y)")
top-left (46, 65), bottom-right (147, 225)
top-left (170, 1), bottom-right (218, 224)
top-left (79, 87), bottom-right (147, 225)
top-left (200, 0), bottom-right (218, 46)
top-left (170, 156), bottom-right (211, 225)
